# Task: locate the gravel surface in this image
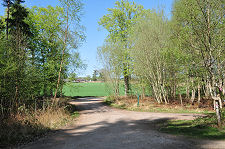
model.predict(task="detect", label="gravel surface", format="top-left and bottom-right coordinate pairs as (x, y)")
top-left (21, 97), bottom-right (225, 149)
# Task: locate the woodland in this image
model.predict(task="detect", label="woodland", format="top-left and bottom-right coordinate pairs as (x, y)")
top-left (0, 0), bottom-right (224, 146)
top-left (98, 0), bottom-right (225, 106)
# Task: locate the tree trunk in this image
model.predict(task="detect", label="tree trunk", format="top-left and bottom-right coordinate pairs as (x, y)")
top-left (205, 79), bottom-right (210, 98)
top-left (14, 81), bottom-right (18, 109)
top-left (197, 83), bottom-right (201, 104)
top-left (209, 80), bottom-right (213, 97)
top-left (60, 81), bottom-right (63, 97)
top-left (152, 85), bottom-right (160, 103)
top-left (173, 84), bottom-right (176, 98)
top-left (161, 84), bottom-right (167, 104)
top-left (179, 94), bottom-right (183, 106)
top-left (191, 88), bottom-right (195, 104)
top-left (124, 75), bottom-right (129, 96)
top-left (116, 82), bottom-right (120, 96)
top-left (214, 99), bottom-right (222, 127)
top-left (54, 1), bottom-right (69, 102)
top-left (141, 86), bottom-right (145, 99)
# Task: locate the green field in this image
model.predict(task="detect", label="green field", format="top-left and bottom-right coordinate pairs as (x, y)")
top-left (63, 82), bottom-right (151, 97)
top-left (63, 82), bottom-right (110, 97)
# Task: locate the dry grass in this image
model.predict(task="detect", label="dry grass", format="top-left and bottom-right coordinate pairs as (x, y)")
top-left (36, 108), bottom-right (72, 129)
top-left (0, 98), bottom-right (78, 148)
top-left (111, 96), bottom-right (213, 114)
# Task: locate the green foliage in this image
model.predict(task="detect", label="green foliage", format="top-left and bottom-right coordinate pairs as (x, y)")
top-left (129, 10), bottom-right (170, 103)
top-left (92, 70), bottom-right (98, 81)
top-left (104, 96), bottom-right (115, 105)
top-left (27, 6), bottom-right (66, 96)
top-left (99, 0), bottom-right (225, 106)
top-left (99, 0), bottom-right (144, 42)
top-left (172, 0), bottom-right (225, 84)
top-left (59, 0), bottom-right (85, 46)
top-left (0, 1), bottom-right (85, 118)
top-left (98, 0), bottom-right (145, 95)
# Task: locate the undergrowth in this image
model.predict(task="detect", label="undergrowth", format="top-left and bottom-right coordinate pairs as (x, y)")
top-left (105, 96), bottom-right (213, 114)
top-left (0, 98), bottom-right (79, 148)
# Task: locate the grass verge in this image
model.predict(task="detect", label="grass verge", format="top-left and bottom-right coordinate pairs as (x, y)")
top-left (105, 96), bottom-right (225, 139)
top-left (105, 96), bottom-right (212, 114)
top-left (159, 110), bottom-right (225, 140)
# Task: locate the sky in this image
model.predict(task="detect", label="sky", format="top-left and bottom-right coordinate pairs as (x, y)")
top-left (0, 0), bottom-right (174, 77)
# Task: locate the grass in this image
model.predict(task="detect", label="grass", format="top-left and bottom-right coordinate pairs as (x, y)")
top-left (159, 110), bottom-right (225, 140)
top-left (63, 82), bottom-right (109, 97)
top-left (63, 82), bottom-right (141, 97)
top-left (62, 82), bottom-right (153, 97)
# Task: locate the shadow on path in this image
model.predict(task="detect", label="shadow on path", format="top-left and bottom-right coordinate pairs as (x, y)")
top-left (22, 97), bottom-right (225, 149)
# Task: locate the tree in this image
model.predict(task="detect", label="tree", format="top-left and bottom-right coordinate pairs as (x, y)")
top-left (98, 41), bottom-right (123, 97)
top-left (173, 0), bottom-right (225, 98)
top-left (68, 73), bottom-right (77, 81)
top-left (174, 0), bottom-right (225, 93)
top-left (99, 0), bottom-right (144, 96)
top-left (92, 70), bottom-right (98, 81)
top-left (129, 10), bottom-right (169, 103)
top-left (54, 0), bottom-right (85, 101)
top-left (8, 0), bottom-right (32, 108)
top-left (85, 75), bottom-right (91, 81)
top-left (27, 6), bottom-right (65, 97)
top-left (0, 0), bottom-right (86, 119)
top-left (172, 0), bottom-right (225, 126)
top-left (2, 0), bottom-right (13, 39)
top-left (0, 0), bottom-right (34, 113)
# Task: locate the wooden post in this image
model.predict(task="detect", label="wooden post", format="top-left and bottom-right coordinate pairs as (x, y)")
top-left (215, 99), bottom-right (221, 127)
top-left (137, 94), bottom-right (140, 106)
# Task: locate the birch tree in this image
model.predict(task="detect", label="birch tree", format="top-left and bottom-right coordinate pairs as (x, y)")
top-left (54, 0), bottom-right (85, 101)
top-left (173, 0), bottom-right (225, 98)
top-left (130, 11), bottom-right (169, 103)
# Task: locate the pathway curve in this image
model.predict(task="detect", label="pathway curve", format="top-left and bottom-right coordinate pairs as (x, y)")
top-left (22, 97), bottom-right (225, 149)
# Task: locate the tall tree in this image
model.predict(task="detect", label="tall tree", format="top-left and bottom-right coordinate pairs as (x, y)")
top-left (173, 0), bottom-right (225, 97)
top-left (27, 6), bottom-right (65, 97)
top-left (98, 41), bottom-right (123, 96)
top-left (2, 0), bottom-right (13, 39)
top-left (99, 0), bottom-right (144, 96)
top-left (92, 70), bottom-right (98, 81)
top-left (54, 0), bottom-right (85, 100)
top-left (8, 0), bottom-right (32, 108)
top-left (0, 0), bottom-right (33, 113)
top-left (129, 10), bottom-right (169, 103)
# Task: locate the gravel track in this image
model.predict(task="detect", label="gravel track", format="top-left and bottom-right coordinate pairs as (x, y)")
top-left (21, 97), bottom-right (225, 149)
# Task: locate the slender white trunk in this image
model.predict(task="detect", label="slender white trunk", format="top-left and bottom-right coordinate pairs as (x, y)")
top-left (197, 83), bottom-right (201, 104)
top-left (54, 1), bottom-right (69, 102)
top-left (191, 88), bottom-right (195, 104)
top-left (179, 94), bottom-right (183, 106)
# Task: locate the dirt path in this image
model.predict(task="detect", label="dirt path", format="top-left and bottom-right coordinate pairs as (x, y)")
top-left (21, 97), bottom-right (225, 149)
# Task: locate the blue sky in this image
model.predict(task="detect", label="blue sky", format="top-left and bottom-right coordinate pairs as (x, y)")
top-left (0, 0), bottom-right (174, 77)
